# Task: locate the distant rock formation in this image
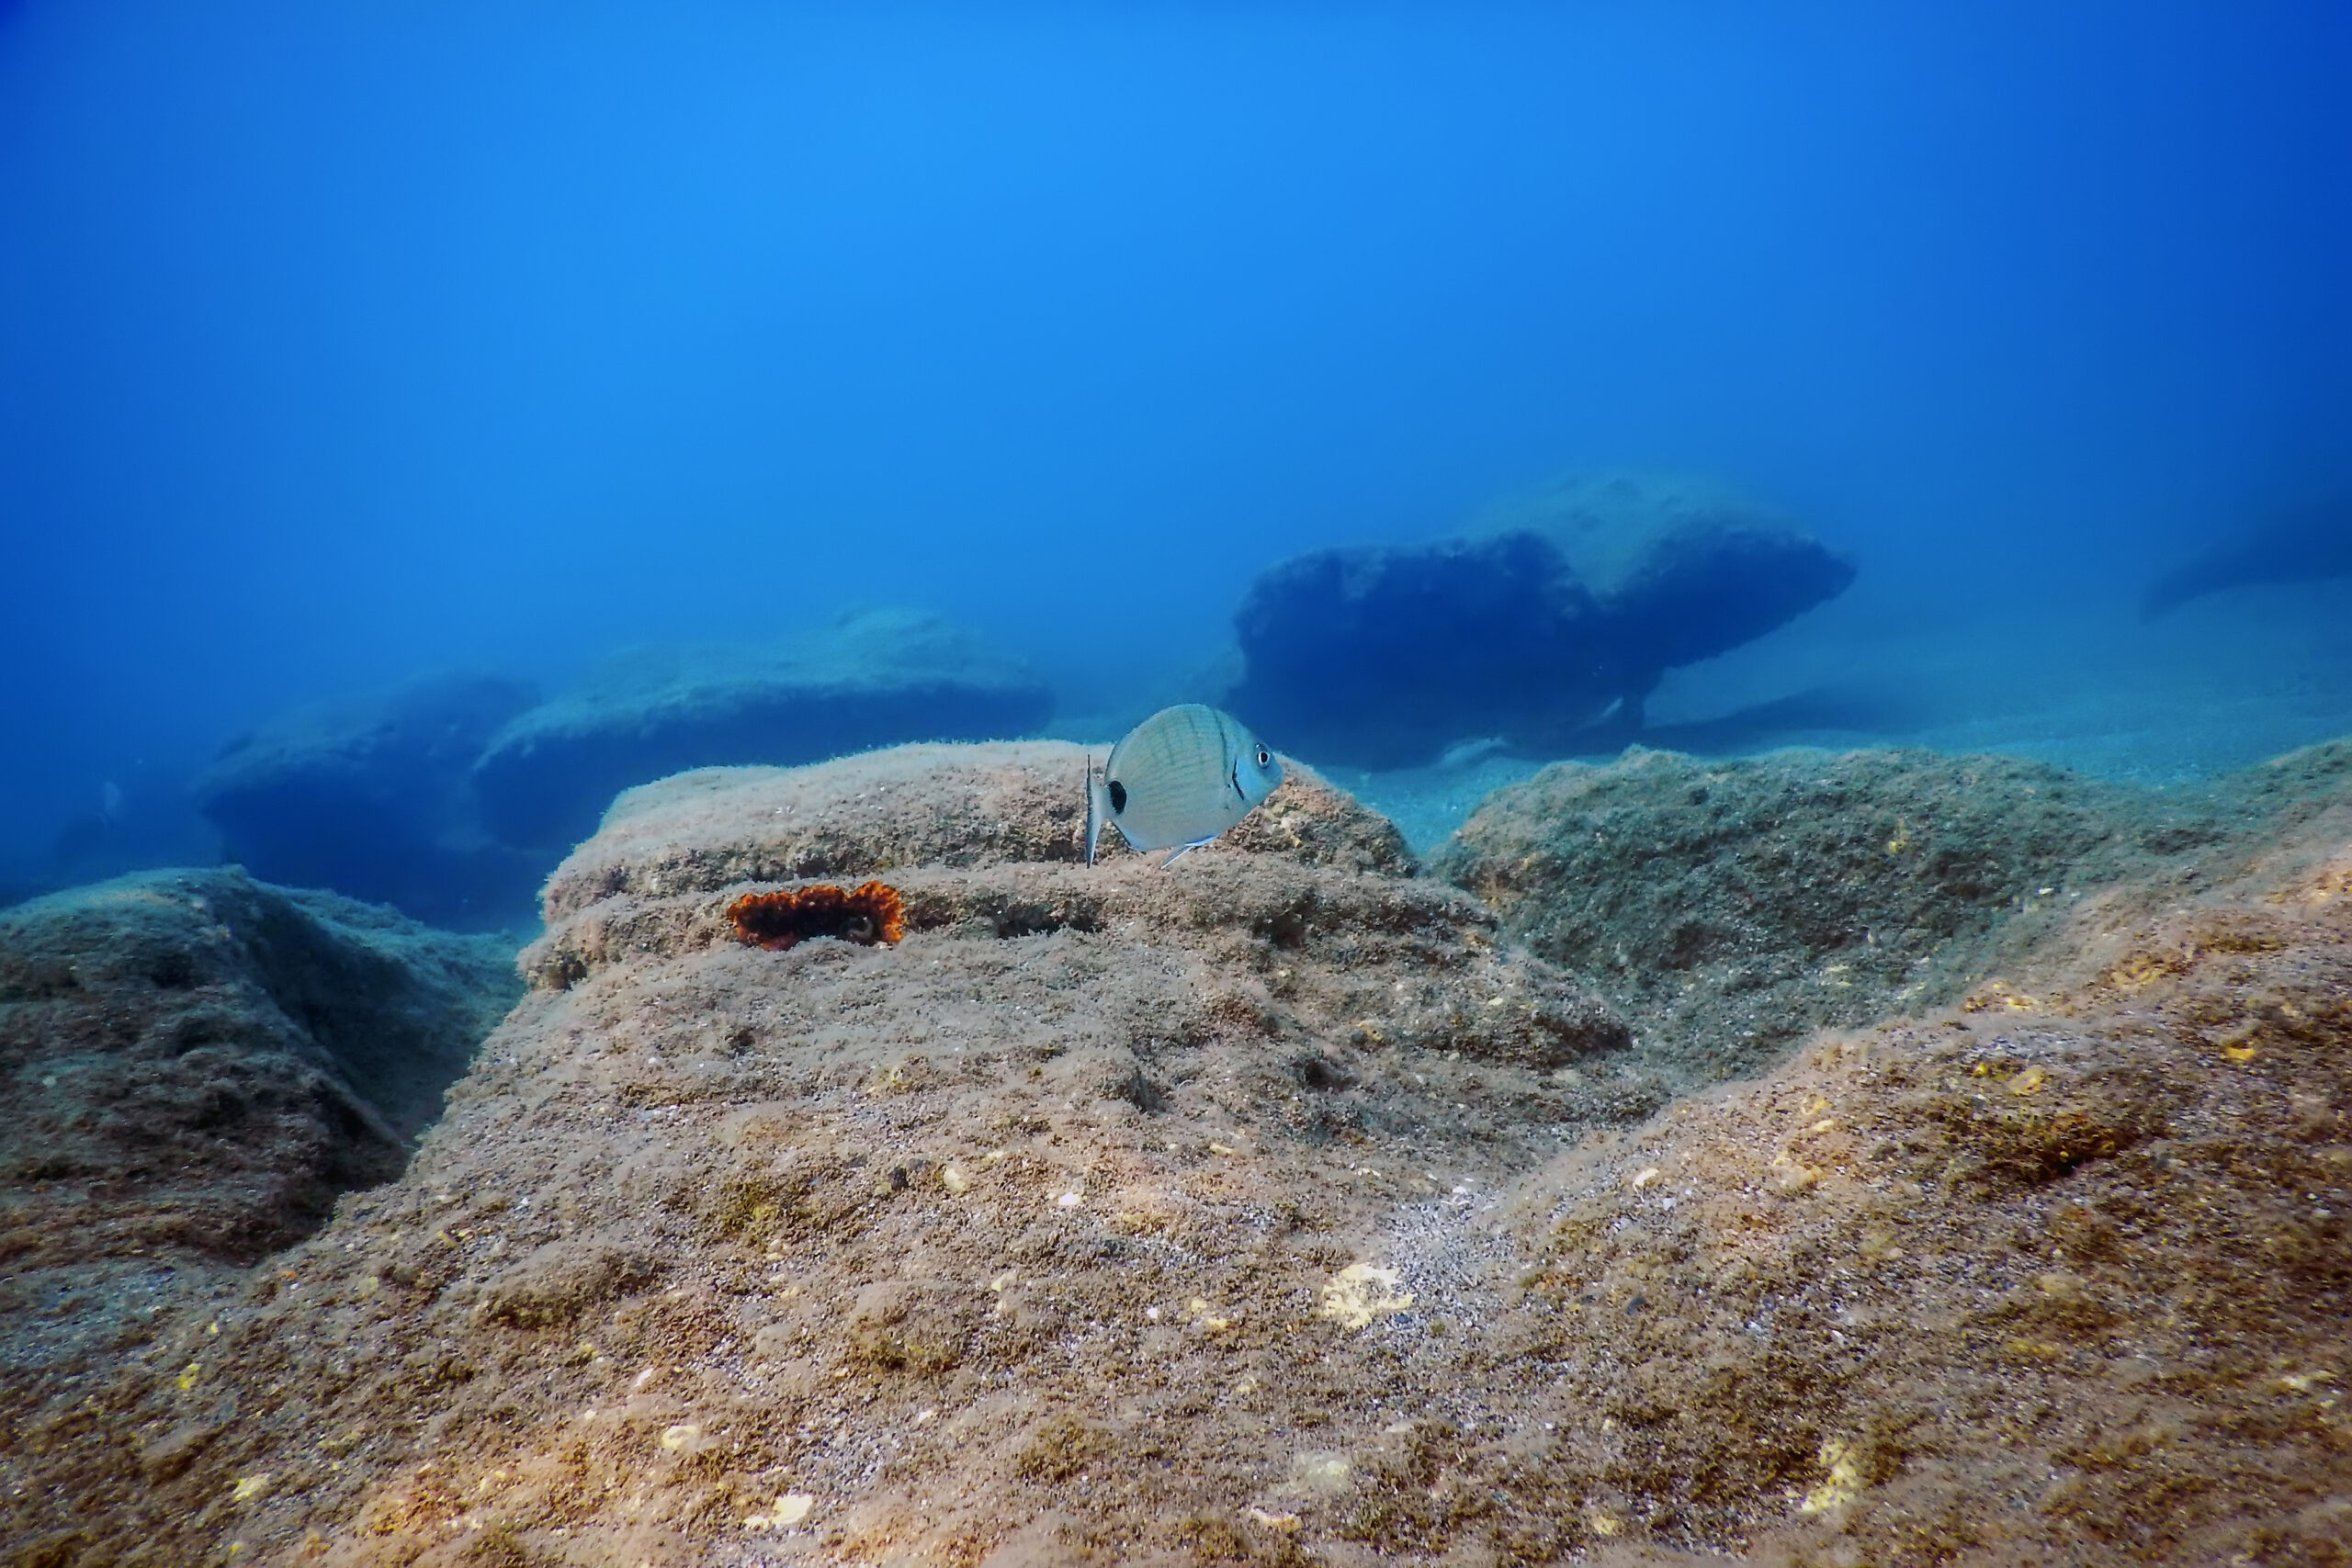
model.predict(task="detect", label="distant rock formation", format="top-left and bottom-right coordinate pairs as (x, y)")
top-left (1227, 472), bottom-right (1856, 768)
top-left (2141, 494), bottom-right (2352, 616)
top-left (471, 607), bottom-right (1056, 854)
top-left (190, 671), bottom-right (545, 929)
top-left (187, 609), bottom-right (1054, 927)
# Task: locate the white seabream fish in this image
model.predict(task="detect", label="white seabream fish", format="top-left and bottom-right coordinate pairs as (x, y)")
top-left (1085, 704), bottom-right (1284, 867)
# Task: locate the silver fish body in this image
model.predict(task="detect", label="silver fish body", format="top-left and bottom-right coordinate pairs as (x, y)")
top-left (1086, 704), bottom-right (1283, 867)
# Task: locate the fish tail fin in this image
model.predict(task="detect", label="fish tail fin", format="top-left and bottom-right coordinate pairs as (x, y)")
top-left (1084, 753), bottom-right (1102, 866)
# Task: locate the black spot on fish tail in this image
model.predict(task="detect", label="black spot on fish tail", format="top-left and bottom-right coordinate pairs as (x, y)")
top-left (1108, 779), bottom-right (1127, 814)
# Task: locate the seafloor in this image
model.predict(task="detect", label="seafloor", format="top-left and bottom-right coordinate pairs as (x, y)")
top-left (4, 716), bottom-right (2347, 1565)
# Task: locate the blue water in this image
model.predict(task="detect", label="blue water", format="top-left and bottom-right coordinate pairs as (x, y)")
top-left (5, 2), bottom-right (2350, 899)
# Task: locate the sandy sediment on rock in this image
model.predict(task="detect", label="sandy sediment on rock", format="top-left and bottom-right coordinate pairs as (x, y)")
top-left (6, 741), bottom-right (2346, 1566)
top-left (3, 743), bottom-right (1649, 1565)
top-left (1432, 742), bottom-right (2352, 1085)
top-left (0, 867), bottom-right (520, 1553)
top-left (0, 867), bottom-right (520, 1270)
top-left (1481, 852), bottom-right (2352, 1562)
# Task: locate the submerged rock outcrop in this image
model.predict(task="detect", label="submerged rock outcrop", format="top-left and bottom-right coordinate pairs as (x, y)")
top-left (1228, 473), bottom-right (1855, 768)
top-left (0, 867), bottom-right (519, 1504)
top-left (4, 740), bottom-right (2346, 1566)
top-left (1435, 740), bottom-right (2352, 1085)
top-left (0, 867), bottom-right (521, 1268)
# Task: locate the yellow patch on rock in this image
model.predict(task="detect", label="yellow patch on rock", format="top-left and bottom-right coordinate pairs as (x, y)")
top-left (1797, 1438), bottom-right (1861, 1514)
top-left (745, 1492), bottom-right (815, 1529)
top-left (1318, 1264), bottom-right (1414, 1330)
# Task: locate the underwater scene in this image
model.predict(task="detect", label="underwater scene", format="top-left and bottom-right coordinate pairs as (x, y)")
top-left (4, 4), bottom-right (2349, 1563)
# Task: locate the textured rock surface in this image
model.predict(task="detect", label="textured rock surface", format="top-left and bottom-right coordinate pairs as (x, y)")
top-left (0, 743), bottom-right (1650, 1565)
top-left (4, 742), bottom-right (2346, 1567)
top-left (191, 672), bottom-right (546, 929)
top-left (1228, 473), bottom-right (1855, 768)
top-left (1432, 746), bottom-right (2264, 1082)
top-left (1474, 847), bottom-right (2352, 1563)
top-left (0, 866), bottom-right (519, 1512)
top-left (472, 608), bottom-right (1055, 854)
top-left (1438, 740), bottom-right (2352, 1088)
top-left (0, 867), bottom-right (521, 1269)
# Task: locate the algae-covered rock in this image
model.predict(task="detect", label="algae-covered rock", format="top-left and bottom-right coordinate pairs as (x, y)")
top-left (1468, 840), bottom-right (2352, 1562)
top-left (0, 867), bottom-right (520, 1269)
top-left (537, 739), bottom-right (1414, 927)
top-left (1, 742), bottom-right (1646, 1564)
top-left (6, 741), bottom-right (2348, 1567)
top-left (0, 866), bottom-right (519, 1490)
top-left (471, 607), bottom-right (1055, 854)
top-left (1432, 746), bottom-right (2256, 1081)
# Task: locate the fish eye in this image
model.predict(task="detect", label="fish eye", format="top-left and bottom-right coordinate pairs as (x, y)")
top-left (1256, 748), bottom-right (1271, 767)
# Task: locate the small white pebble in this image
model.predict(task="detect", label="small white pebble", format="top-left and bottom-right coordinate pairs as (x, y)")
top-left (1056, 1191), bottom-right (1081, 1209)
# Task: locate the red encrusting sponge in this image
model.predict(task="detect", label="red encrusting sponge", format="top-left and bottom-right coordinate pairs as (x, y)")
top-left (726, 881), bottom-right (907, 952)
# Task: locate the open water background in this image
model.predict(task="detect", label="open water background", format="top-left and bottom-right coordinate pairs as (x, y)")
top-left (4, 2), bottom-right (2349, 889)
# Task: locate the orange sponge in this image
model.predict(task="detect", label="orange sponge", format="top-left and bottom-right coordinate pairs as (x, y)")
top-left (726, 881), bottom-right (907, 952)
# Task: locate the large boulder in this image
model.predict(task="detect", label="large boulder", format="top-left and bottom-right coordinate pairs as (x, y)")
top-left (6, 740), bottom-right (2349, 1566)
top-left (191, 671), bottom-right (544, 929)
top-left (1432, 740), bottom-right (2352, 1084)
top-left (1229, 472), bottom-right (1856, 768)
top-left (0, 866), bottom-right (518, 1438)
top-left (0, 867), bottom-right (520, 1269)
top-left (472, 607), bottom-right (1056, 854)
